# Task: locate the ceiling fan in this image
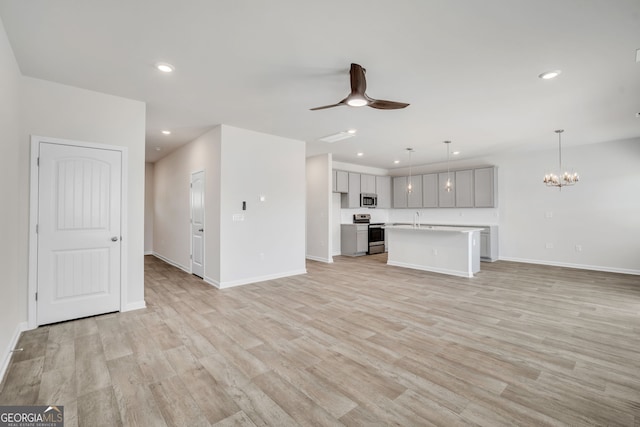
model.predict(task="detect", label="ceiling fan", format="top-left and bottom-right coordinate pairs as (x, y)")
top-left (310, 63), bottom-right (410, 111)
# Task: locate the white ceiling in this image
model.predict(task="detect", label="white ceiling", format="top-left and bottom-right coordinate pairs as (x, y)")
top-left (1, 0), bottom-right (639, 168)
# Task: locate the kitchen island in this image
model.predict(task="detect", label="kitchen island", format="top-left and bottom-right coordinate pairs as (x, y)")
top-left (384, 224), bottom-right (483, 277)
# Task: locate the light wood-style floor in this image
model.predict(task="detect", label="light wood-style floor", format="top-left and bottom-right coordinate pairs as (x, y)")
top-left (2, 254), bottom-right (640, 426)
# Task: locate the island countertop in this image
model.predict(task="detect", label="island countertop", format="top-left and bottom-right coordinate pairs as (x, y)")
top-left (385, 224), bottom-right (482, 277)
top-left (383, 224), bottom-right (484, 233)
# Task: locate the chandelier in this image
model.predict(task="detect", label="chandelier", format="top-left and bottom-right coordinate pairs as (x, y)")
top-left (543, 129), bottom-right (579, 189)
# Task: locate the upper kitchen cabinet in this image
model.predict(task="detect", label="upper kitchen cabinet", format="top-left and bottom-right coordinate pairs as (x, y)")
top-left (392, 176), bottom-right (408, 208)
top-left (376, 175), bottom-right (392, 208)
top-left (407, 175), bottom-right (423, 208)
top-left (455, 169), bottom-right (474, 207)
top-left (422, 173), bottom-right (438, 208)
top-left (474, 167), bottom-right (497, 207)
top-left (438, 172), bottom-right (455, 207)
top-left (360, 174), bottom-right (376, 194)
top-left (334, 170), bottom-right (349, 193)
top-left (341, 172), bottom-right (361, 208)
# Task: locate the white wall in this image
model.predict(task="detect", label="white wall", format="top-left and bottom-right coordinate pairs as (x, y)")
top-left (0, 16), bottom-right (26, 383)
top-left (306, 154), bottom-right (333, 263)
top-left (144, 162), bottom-right (155, 254)
top-left (21, 77), bottom-right (147, 308)
top-left (153, 125), bottom-right (305, 288)
top-left (153, 126), bottom-right (222, 279)
top-left (494, 138), bottom-right (640, 273)
top-left (219, 125), bottom-right (306, 286)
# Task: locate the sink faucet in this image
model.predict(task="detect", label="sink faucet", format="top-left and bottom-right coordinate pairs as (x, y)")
top-left (414, 211), bottom-right (420, 228)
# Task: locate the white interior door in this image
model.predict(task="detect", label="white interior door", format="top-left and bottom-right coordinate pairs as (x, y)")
top-left (191, 171), bottom-right (205, 278)
top-left (37, 142), bottom-right (122, 325)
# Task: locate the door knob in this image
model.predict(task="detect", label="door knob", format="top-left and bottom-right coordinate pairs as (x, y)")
top-left (198, 228), bottom-right (204, 232)
top-left (111, 236), bottom-right (119, 242)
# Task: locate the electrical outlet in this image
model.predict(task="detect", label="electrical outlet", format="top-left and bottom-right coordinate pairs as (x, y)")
top-left (575, 245), bottom-right (582, 252)
top-left (232, 213), bottom-right (245, 222)
top-left (546, 243), bottom-right (554, 249)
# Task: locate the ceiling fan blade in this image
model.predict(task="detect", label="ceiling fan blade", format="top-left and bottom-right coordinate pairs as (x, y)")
top-left (350, 63), bottom-right (367, 95)
top-left (309, 102), bottom-right (345, 111)
top-left (368, 99), bottom-right (410, 110)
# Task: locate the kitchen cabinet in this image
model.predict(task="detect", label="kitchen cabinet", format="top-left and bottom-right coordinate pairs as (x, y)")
top-left (376, 175), bottom-right (392, 208)
top-left (438, 172), bottom-right (455, 207)
top-left (361, 174), bottom-right (376, 194)
top-left (334, 170), bottom-right (349, 193)
top-left (479, 225), bottom-right (498, 261)
top-left (474, 167), bottom-right (497, 207)
top-left (394, 175), bottom-right (422, 208)
top-left (422, 173), bottom-right (438, 208)
top-left (455, 169), bottom-right (474, 207)
top-left (341, 172), bottom-right (361, 208)
top-left (407, 175), bottom-right (423, 208)
top-left (340, 224), bottom-right (368, 256)
top-left (393, 176), bottom-right (408, 208)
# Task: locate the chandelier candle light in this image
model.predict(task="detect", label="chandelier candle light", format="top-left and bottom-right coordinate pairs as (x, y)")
top-left (543, 129), bottom-right (579, 189)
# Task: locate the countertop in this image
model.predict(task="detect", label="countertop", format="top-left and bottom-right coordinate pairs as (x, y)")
top-left (383, 224), bottom-right (484, 233)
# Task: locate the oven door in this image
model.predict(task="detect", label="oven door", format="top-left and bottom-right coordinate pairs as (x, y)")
top-left (368, 224), bottom-right (385, 254)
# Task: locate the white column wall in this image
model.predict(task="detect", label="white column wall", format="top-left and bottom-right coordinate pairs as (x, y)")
top-left (218, 125), bottom-right (306, 286)
top-left (0, 16), bottom-right (26, 382)
top-left (306, 154), bottom-right (333, 263)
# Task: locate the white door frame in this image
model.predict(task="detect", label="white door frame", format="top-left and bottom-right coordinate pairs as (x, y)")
top-left (28, 135), bottom-right (128, 329)
top-left (190, 170), bottom-right (205, 277)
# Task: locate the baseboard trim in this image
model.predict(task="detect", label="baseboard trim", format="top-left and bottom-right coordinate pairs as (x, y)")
top-left (306, 255), bottom-right (334, 263)
top-left (217, 269), bottom-right (307, 289)
top-left (144, 251), bottom-right (153, 255)
top-left (123, 301), bottom-right (147, 312)
top-left (498, 257), bottom-right (640, 276)
top-left (0, 321), bottom-right (29, 393)
top-left (152, 252), bottom-right (191, 274)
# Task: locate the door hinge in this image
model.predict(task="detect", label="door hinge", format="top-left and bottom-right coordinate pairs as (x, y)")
top-left (190, 254), bottom-right (192, 259)
top-left (35, 292), bottom-right (38, 301)
top-left (37, 157), bottom-right (39, 166)
top-left (36, 224), bottom-right (38, 234)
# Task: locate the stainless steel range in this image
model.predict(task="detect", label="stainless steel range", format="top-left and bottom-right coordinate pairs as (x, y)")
top-left (353, 214), bottom-right (385, 255)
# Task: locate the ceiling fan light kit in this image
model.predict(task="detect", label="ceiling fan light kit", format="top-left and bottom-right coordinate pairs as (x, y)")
top-left (311, 63), bottom-right (410, 111)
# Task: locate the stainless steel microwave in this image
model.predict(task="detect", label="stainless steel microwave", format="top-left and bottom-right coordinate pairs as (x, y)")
top-left (360, 193), bottom-right (377, 208)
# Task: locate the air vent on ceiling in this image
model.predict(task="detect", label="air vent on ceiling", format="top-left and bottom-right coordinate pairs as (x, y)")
top-left (318, 132), bottom-right (355, 143)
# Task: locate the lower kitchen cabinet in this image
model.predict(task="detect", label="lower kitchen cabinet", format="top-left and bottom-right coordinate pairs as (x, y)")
top-left (341, 224), bottom-right (368, 256)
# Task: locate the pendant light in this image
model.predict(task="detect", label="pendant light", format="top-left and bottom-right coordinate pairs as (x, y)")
top-left (543, 129), bottom-right (579, 189)
top-left (444, 141), bottom-right (453, 192)
top-left (406, 148), bottom-right (414, 193)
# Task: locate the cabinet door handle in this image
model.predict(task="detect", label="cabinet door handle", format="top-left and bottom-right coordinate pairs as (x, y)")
top-left (198, 228), bottom-right (204, 232)
top-left (111, 236), bottom-right (119, 242)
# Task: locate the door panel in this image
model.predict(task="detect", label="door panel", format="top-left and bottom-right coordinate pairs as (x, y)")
top-left (37, 142), bottom-right (121, 325)
top-left (191, 171), bottom-right (205, 278)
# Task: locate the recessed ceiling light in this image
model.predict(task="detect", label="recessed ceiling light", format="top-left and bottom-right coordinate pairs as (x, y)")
top-left (538, 70), bottom-right (561, 80)
top-left (453, 151), bottom-right (460, 155)
top-left (347, 129), bottom-right (357, 134)
top-left (161, 130), bottom-right (171, 135)
top-left (155, 147), bottom-right (162, 151)
top-left (394, 160), bottom-right (400, 164)
top-left (357, 152), bottom-right (364, 157)
top-left (156, 62), bottom-right (175, 73)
